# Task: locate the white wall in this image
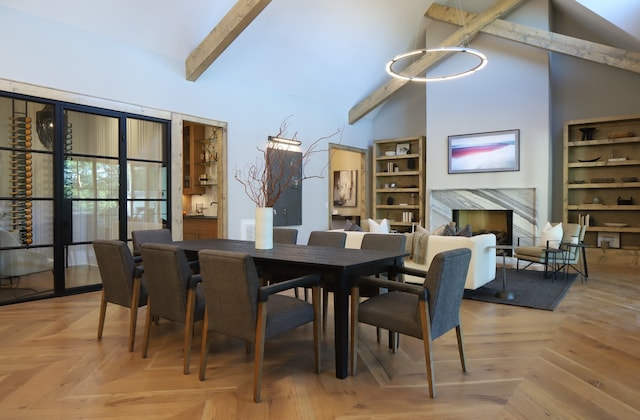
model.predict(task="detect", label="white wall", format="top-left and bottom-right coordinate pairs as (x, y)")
top-left (0, 5), bottom-right (373, 244)
top-left (373, 0), bottom-right (552, 230)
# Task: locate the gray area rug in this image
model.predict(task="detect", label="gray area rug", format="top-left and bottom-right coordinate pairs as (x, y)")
top-left (463, 268), bottom-right (576, 311)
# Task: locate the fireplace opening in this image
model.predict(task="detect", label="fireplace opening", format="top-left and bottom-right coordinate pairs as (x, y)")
top-left (452, 209), bottom-right (513, 255)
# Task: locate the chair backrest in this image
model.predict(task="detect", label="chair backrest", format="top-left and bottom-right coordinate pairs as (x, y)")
top-left (422, 248), bottom-right (471, 340)
top-left (562, 223), bottom-right (581, 244)
top-left (273, 228), bottom-right (298, 244)
top-left (198, 249), bottom-right (260, 343)
top-left (307, 231), bottom-right (346, 248)
top-left (140, 243), bottom-right (193, 322)
top-left (93, 240), bottom-right (140, 308)
top-left (132, 229), bottom-right (172, 256)
top-left (360, 233), bottom-right (406, 252)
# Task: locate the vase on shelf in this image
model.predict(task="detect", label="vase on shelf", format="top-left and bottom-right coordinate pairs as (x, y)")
top-left (579, 127), bottom-right (596, 140)
top-left (255, 207), bottom-right (273, 249)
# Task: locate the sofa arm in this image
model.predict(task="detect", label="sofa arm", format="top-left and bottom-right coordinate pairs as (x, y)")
top-left (426, 233), bottom-right (496, 290)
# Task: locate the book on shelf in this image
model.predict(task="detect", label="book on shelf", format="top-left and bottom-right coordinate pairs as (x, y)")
top-left (579, 213), bottom-right (590, 227)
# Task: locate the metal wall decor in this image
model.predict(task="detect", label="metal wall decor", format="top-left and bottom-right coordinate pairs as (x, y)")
top-left (8, 113), bottom-right (33, 244)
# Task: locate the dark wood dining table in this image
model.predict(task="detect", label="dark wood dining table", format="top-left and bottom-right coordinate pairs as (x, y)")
top-left (173, 238), bottom-right (407, 379)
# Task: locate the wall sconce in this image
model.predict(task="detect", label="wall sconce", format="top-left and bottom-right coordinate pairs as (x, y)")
top-left (268, 136), bottom-right (302, 146)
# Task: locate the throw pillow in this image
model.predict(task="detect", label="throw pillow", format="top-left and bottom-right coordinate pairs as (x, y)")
top-left (367, 218), bottom-right (389, 233)
top-left (442, 224), bottom-right (456, 236)
top-left (539, 222), bottom-right (563, 249)
top-left (344, 220), bottom-right (363, 231)
top-left (457, 224), bottom-right (473, 237)
top-left (432, 224), bottom-right (447, 235)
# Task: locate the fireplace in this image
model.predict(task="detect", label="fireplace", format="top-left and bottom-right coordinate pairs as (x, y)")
top-left (453, 209), bottom-right (513, 253)
top-left (430, 188), bottom-right (537, 251)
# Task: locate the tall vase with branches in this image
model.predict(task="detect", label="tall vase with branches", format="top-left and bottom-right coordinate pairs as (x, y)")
top-left (234, 118), bottom-right (341, 248)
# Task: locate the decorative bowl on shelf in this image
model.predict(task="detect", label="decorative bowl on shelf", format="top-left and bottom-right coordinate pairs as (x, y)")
top-left (607, 130), bottom-right (635, 139)
top-left (384, 151), bottom-right (396, 156)
top-left (617, 196), bottom-right (633, 205)
top-left (577, 156), bottom-right (601, 162)
top-left (591, 177), bottom-right (615, 183)
top-left (572, 180), bottom-right (586, 184)
top-left (603, 223), bottom-right (628, 227)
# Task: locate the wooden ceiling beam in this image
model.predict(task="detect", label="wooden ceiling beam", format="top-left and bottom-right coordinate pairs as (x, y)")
top-left (426, 3), bottom-right (640, 74)
top-left (185, 0), bottom-right (272, 82)
top-left (348, 0), bottom-right (527, 125)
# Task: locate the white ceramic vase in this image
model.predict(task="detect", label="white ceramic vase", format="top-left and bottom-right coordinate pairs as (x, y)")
top-left (255, 207), bottom-right (273, 249)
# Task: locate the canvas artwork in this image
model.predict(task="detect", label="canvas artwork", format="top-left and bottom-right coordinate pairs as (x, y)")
top-left (448, 129), bottom-right (520, 174)
top-left (333, 170), bottom-right (357, 207)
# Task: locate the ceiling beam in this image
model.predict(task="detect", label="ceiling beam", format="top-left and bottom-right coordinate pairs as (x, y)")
top-left (426, 4), bottom-right (640, 74)
top-left (348, 0), bottom-right (527, 125)
top-left (185, 0), bottom-right (272, 82)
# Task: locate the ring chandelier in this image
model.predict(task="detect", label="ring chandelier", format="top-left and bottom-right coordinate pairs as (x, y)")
top-left (385, 46), bottom-right (488, 82)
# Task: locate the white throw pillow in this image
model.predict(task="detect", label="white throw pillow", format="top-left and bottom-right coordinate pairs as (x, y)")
top-left (538, 222), bottom-right (563, 249)
top-left (367, 218), bottom-right (389, 233)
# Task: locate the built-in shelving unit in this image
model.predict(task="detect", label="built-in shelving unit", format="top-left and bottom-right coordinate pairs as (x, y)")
top-left (563, 114), bottom-right (640, 266)
top-left (373, 136), bottom-right (425, 232)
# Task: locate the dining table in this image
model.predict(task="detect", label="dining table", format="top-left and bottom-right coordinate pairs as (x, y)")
top-left (173, 238), bottom-right (408, 379)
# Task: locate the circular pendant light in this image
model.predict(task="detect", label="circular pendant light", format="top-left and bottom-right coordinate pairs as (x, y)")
top-left (385, 47), bottom-right (488, 82)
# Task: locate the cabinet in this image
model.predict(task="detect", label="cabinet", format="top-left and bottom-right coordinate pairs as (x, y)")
top-left (563, 114), bottom-right (640, 265)
top-left (373, 136), bottom-right (425, 232)
top-left (183, 122), bottom-right (221, 195)
top-left (183, 217), bottom-right (217, 240)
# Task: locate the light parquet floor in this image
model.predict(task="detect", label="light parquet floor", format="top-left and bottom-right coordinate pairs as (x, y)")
top-left (0, 264), bottom-right (638, 419)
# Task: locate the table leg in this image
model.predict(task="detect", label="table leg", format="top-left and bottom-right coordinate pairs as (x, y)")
top-left (333, 273), bottom-right (350, 379)
top-left (494, 251), bottom-right (514, 300)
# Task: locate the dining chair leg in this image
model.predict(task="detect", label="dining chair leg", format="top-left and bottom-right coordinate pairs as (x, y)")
top-left (455, 324), bottom-right (467, 372)
top-left (199, 309), bottom-right (210, 381)
top-left (253, 301), bottom-right (268, 403)
top-left (419, 300), bottom-right (435, 399)
top-left (183, 288), bottom-right (196, 374)
top-left (97, 290), bottom-right (107, 340)
top-left (141, 297), bottom-right (152, 358)
top-left (128, 276), bottom-right (141, 352)
top-left (322, 288), bottom-right (329, 332)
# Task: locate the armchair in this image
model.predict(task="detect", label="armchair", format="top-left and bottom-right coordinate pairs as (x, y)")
top-left (350, 248), bottom-right (471, 398)
top-left (197, 249), bottom-right (321, 402)
top-left (139, 243), bottom-right (205, 374)
top-left (514, 223), bottom-right (582, 279)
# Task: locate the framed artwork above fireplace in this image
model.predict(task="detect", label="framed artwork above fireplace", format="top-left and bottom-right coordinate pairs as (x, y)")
top-left (448, 129), bottom-right (520, 174)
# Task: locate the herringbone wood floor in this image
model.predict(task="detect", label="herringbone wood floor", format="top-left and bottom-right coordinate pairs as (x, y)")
top-left (0, 264), bottom-right (638, 419)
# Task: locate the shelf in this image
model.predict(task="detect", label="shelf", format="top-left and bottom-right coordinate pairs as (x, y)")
top-left (376, 188), bottom-right (420, 193)
top-left (567, 136), bottom-right (640, 147)
top-left (377, 205), bottom-right (419, 210)
top-left (568, 182), bottom-right (640, 189)
top-left (568, 159), bottom-right (640, 168)
top-left (376, 171), bottom-right (420, 177)
top-left (586, 226), bottom-right (640, 233)
top-left (373, 136), bottom-right (425, 232)
top-left (567, 204), bottom-right (640, 210)
top-left (375, 153), bottom-right (420, 161)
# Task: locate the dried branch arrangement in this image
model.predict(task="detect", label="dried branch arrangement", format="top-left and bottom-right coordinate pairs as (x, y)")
top-left (234, 118), bottom-right (341, 208)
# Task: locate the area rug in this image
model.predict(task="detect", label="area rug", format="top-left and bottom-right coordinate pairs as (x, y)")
top-left (463, 268), bottom-right (576, 311)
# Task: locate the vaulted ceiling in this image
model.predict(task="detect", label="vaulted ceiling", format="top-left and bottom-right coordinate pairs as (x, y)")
top-left (1, 0), bottom-right (638, 121)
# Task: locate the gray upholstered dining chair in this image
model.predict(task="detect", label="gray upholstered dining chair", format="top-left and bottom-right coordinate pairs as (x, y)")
top-left (273, 228), bottom-right (298, 245)
top-left (139, 243), bottom-right (205, 374)
top-left (352, 233), bottom-right (407, 342)
top-left (132, 228), bottom-right (172, 257)
top-left (350, 248), bottom-right (471, 398)
top-left (93, 240), bottom-right (148, 352)
top-left (197, 249), bottom-right (321, 403)
top-left (307, 231), bottom-right (346, 329)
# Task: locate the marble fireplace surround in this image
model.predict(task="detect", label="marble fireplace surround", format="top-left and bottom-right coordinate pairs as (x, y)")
top-left (430, 189), bottom-right (537, 246)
